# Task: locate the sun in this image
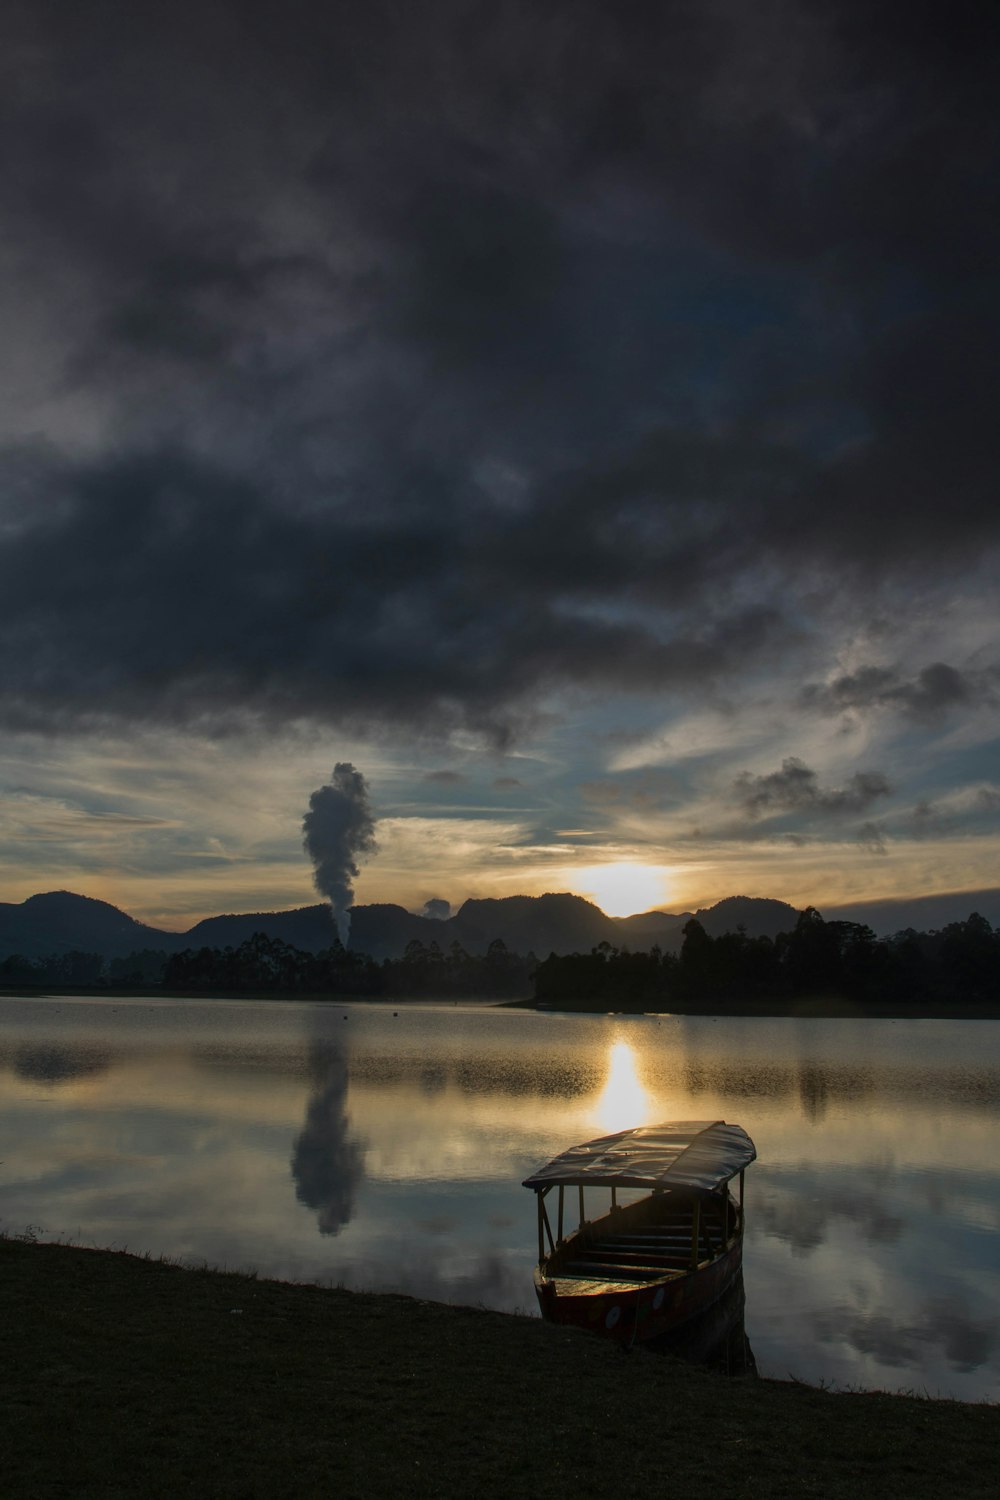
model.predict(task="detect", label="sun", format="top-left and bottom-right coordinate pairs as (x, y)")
top-left (574, 861), bottom-right (670, 918)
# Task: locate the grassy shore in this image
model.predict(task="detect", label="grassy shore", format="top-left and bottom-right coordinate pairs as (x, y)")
top-left (2, 1238), bottom-right (997, 1498)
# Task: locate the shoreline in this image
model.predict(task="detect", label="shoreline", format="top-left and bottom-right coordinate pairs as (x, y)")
top-left (2, 1236), bottom-right (996, 1497)
top-left (511, 994), bottom-right (1000, 1020)
top-left (3, 983), bottom-right (999, 1019)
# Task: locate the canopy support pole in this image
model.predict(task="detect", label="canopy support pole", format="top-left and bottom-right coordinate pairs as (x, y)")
top-left (537, 1189), bottom-right (556, 1260)
top-left (690, 1199), bottom-right (701, 1270)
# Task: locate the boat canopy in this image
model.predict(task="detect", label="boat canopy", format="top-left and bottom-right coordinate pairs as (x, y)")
top-left (522, 1120), bottom-right (756, 1196)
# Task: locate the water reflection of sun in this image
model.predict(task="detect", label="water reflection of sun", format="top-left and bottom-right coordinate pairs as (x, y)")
top-left (593, 1040), bottom-right (653, 1134)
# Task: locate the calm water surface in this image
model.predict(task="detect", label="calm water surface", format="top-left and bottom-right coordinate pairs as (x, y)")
top-left (2, 996), bottom-right (999, 1401)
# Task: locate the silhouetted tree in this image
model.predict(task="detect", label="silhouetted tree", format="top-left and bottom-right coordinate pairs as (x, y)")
top-left (939, 913), bottom-right (999, 1002)
top-left (108, 949), bottom-right (169, 985)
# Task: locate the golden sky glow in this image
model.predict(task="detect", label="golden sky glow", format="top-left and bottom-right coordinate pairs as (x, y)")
top-left (1, 724), bottom-right (999, 931)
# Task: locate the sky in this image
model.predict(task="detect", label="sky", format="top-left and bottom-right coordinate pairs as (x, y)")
top-left (0, 0), bottom-right (998, 930)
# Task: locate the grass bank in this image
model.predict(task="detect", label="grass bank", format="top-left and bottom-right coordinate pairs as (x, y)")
top-left (2, 1238), bottom-right (996, 1498)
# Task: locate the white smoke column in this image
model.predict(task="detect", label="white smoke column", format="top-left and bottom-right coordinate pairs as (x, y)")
top-left (302, 763), bottom-right (378, 945)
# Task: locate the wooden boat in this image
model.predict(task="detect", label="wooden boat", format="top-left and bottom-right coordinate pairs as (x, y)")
top-left (523, 1120), bottom-right (756, 1345)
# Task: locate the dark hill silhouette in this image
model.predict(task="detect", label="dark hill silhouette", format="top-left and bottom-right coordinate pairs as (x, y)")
top-left (186, 904), bottom-right (341, 953)
top-left (614, 910), bottom-right (692, 950)
top-left (346, 903), bottom-right (442, 960)
top-left (0, 888), bottom-right (802, 966)
top-left (611, 898), bottom-right (800, 955)
top-left (450, 893), bottom-right (621, 956)
top-left (695, 895), bottom-right (800, 941)
top-left (0, 891), bottom-right (174, 961)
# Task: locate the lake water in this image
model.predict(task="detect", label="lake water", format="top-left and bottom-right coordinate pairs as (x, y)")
top-left (2, 996), bottom-right (999, 1402)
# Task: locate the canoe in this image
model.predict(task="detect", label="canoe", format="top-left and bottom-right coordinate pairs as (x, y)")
top-left (523, 1120), bottom-right (756, 1345)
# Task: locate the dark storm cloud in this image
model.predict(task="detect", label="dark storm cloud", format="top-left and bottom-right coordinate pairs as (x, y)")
top-left (0, 447), bottom-right (795, 740)
top-left (856, 821), bottom-right (888, 857)
top-left (735, 758), bottom-right (891, 819)
top-left (803, 663), bottom-right (994, 724)
top-left (1, 1), bottom-right (998, 740)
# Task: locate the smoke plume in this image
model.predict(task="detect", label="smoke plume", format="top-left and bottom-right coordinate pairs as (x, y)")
top-left (302, 763), bottom-right (378, 944)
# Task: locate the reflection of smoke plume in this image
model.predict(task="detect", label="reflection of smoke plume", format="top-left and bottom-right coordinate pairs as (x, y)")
top-left (290, 1043), bottom-right (365, 1237)
top-left (13, 1044), bottom-right (111, 1083)
top-left (302, 763), bottom-right (377, 945)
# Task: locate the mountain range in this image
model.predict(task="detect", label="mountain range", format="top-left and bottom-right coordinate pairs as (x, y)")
top-left (0, 890), bottom-right (803, 964)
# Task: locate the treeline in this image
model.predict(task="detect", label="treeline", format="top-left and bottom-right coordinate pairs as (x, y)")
top-left (0, 932), bottom-right (533, 998)
top-left (0, 948), bottom-right (167, 988)
top-left (4, 910), bottom-right (998, 1009)
top-left (162, 932), bottom-right (533, 998)
top-left (532, 909), bottom-right (1000, 1011)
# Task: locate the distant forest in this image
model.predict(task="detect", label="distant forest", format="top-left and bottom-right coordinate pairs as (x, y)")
top-left (533, 909), bottom-right (1000, 1011)
top-left (1, 908), bottom-right (998, 1011)
top-left (0, 932), bottom-right (534, 1000)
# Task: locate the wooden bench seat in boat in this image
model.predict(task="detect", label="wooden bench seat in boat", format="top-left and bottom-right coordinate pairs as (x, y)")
top-left (563, 1261), bottom-right (681, 1282)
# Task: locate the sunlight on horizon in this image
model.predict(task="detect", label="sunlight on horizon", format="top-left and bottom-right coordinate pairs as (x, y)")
top-left (574, 860), bottom-right (671, 918)
top-left (592, 1040), bottom-right (654, 1134)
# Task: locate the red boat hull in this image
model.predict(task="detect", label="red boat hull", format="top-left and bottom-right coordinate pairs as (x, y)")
top-left (534, 1236), bottom-right (743, 1344)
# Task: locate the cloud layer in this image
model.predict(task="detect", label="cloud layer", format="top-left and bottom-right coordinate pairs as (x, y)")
top-left (1, 1), bottom-right (997, 742)
top-left (0, 1), bottom-right (998, 916)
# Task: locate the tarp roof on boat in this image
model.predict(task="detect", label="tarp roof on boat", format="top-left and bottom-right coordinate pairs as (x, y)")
top-left (522, 1121), bottom-right (756, 1195)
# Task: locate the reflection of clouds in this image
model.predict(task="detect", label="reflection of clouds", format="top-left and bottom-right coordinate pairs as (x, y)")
top-left (290, 1043), bottom-right (364, 1237)
top-left (11, 1044), bottom-right (111, 1084)
top-left (924, 1295), bottom-right (1000, 1372)
top-left (755, 1175), bottom-right (904, 1256)
top-left (351, 1246), bottom-right (529, 1313)
top-left (683, 1059), bottom-right (794, 1102)
top-left (352, 1051), bottom-right (599, 1101)
top-left (814, 1294), bottom-right (1000, 1375)
top-left (682, 1052), bottom-right (1000, 1117)
top-left (416, 1214), bottom-right (458, 1235)
top-left (684, 1059), bottom-right (886, 1111)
